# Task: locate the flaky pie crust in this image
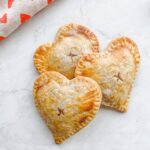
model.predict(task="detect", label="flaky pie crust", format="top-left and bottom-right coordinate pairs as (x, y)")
top-left (33, 71), bottom-right (102, 144)
top-left (34, 23), bottom-right (99, 79)
top-left (75, 37), bottom-right (140, 112)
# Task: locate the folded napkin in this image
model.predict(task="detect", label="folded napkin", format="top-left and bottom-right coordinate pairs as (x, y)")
top-left (0, 0), bottom-right (54, 41)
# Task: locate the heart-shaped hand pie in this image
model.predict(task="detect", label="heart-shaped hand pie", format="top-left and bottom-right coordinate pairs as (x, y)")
top-left (34, 23), bottom-right (99, 79)
top-left (75, 37), bottom-right (140, 112)
top-left (33, 71), bottom-right (102, 144)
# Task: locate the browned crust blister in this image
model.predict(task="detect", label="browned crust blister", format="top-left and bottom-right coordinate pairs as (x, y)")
top-left (75, 37), bottom-right (140, 112)
top-left (33, 23), bottom-right (100, 77)
top-left (33, 71), bottom-right (102, 144)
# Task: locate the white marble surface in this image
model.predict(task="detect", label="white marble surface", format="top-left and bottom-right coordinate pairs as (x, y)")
top-left (0, 0), bottom-right (150, 149)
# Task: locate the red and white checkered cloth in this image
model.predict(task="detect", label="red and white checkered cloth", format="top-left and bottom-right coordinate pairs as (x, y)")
top-left (0, 0), bottom-right (54, 41)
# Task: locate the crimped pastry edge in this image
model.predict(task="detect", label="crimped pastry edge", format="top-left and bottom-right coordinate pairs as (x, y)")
top-left (75, 37), bottom-right (140, 112)
top-left (33, 43), bottom-right (53, 74)
top-left (33, 71), bottom-right (102, 144)
top-left (56, 23), bottom-right (100, 53)
top-left (105, 36), bottom-right (140, 112)
top-left (33, 23), bottom-right (100, 75)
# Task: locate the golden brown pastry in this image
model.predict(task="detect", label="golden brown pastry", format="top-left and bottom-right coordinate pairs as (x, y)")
top-left (33, 71), bottom-right (102, 144)
top-left (75, 37), bottom-right (140, 112)
top-left (34, 23), bottom-right (99, 79)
